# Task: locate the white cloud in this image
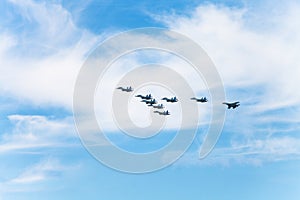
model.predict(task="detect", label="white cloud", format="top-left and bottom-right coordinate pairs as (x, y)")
top-left (0, 0), bottom-right (214, 132)
top-left (74, 1), bottom-right (300, 143)
top-left (223, 136), bottom-right (300, 165)
top-left (178, 136), bottom-right (300, 167)
top-left (0, 33), bottom-right (16, 57)
top-left (157, 3), bottom-right (300, 107)
top-left (0, 0), bottom-right (100, 109)
top-left (0, 114), bottom-right (77, 153)
top-left (0, 157), bottom-right (79, 195)
top-left (10, 158), bottom-right (64, 184)
top-left (1, 0), bottom-right (300, 166)
top-left (152, 2), bottom-right (300, 164)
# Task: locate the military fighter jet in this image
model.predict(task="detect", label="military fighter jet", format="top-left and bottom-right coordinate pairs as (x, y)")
top-left (152, 104), bottom-right (164, 109)
top-left (190, 97), bottom-right (208, 103)
top-left (116, 86), bottom-right (133, 92)
top-left (141, 99), bottom-right (157, 106)
top-left (154, 110), bottom-right (170, 115)
top-left (135, 94), bottom-right (152, 100)
top-left (223, 101), bottom-right (240, 109)
top-left (161, 96), bottom-right (178, 103)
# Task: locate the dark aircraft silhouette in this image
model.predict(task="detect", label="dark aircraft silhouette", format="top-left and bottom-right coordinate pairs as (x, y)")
top-left (135, 94), bottom-right (152, 100)
top-left (152, 104), bottom-right (164, 109)
top-left (190, 97), bottom-right (208, 103)
top-left (162, 96), bottom-right (178, 103)
top-left (141, 99), bottom-right (157, 106)
top-left (154, 110), bottom-right (170, 115)
top-left (116, 86), bottom-right (133, 92)
top-left (223, 101), bottom-right (240, 109)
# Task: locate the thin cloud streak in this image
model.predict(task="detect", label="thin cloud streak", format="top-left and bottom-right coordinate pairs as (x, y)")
top-left (0, 115), bottom-right (78, 154)
top-left (0, 157), bottom-right (80, 195)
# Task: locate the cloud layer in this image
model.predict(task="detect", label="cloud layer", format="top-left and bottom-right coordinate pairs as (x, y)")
top-left (159, 3), bottom-right (300, 105)
top-left (1, 0), bottom-right (300, 169)
top-left (156, 2), bottom-right (300, 164)
top-left (0, 0), bottom-right (99, 108)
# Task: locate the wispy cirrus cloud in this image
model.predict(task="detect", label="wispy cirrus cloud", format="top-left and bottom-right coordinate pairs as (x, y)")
top-left (0, 114), bottom-right (77, 153)
top-left (0, 157), bottom-right (80, 195)
top-left (180, 136), bottom-right (300, 167)
top-left (9, 158), bottom-right (66, 184)
top-left (0, 114), bottom-right (80, 195)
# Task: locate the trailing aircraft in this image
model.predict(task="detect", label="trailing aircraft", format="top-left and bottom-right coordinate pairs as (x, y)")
top-left (223, 101), bottom-right (240, 109)
top-left (152, 104), bottom-right (164, 109)
top-left (154, 110), bottom-right (170, 115)
top-left (141, 99), bottom-right (157, 106)
top-left (135, 94), bottom-right (152, 100)
top-left (116, 86), bottom-right (133, 92)
top-left (161, 96), bottom-right (178, 103)
top-left (190, 97), bottom-right (208, 103)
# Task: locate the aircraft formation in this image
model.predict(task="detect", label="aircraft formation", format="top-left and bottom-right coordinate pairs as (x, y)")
top-left (116, 86), bottom-right (240, 116)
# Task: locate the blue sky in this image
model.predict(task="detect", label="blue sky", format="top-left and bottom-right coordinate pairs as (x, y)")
top-left (1, 0), bottom-right (300, 199)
